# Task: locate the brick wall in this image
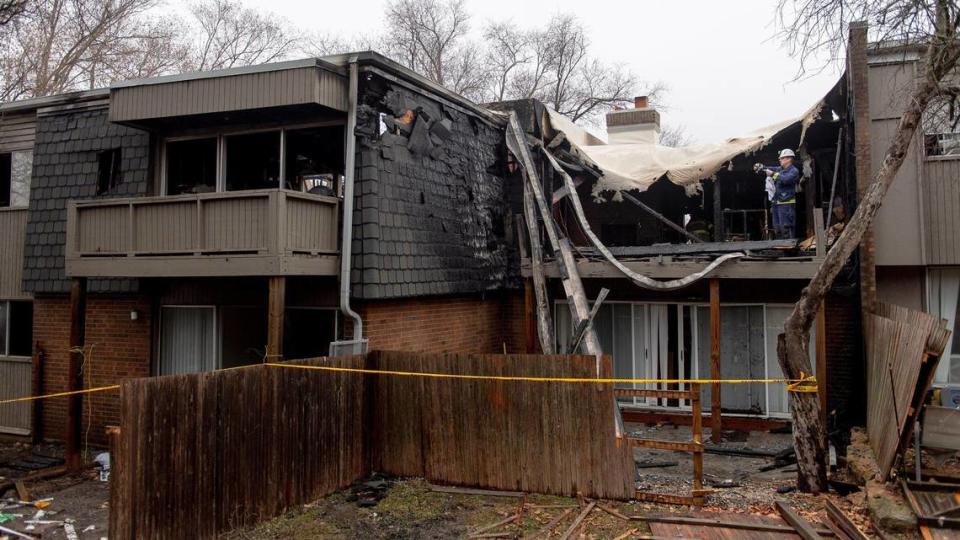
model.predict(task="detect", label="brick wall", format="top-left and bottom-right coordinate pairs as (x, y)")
top-left (825, 291), bottom-right (864, 428)
top-left (33, 294), bottom-right (151, 446)
top-left (359, 292), bottom-right (526, 353)
top-left (848, 22), bottom-right (877, 316)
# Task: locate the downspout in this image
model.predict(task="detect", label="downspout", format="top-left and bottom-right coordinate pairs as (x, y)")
top-left (340, 57), bottom-right (363, 340)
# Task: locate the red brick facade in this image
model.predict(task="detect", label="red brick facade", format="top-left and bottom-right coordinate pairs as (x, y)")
top-left (33, 295), bottom-right (152, 445)
top-left (848, 22), bottom-right (877, 316)
top-left (824, 291), bottom-right (864, 427)
top-left (358, 292), bottom-right (527, 353)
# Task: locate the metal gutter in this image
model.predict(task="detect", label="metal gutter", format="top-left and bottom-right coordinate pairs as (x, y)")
top-left (339, 57), bottom-right (364, 344)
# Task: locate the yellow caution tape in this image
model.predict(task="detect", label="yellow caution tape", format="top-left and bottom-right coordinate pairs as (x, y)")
top-left (265, 362), bottom-right (818, 388)
top-left (785, 372), bottom-right (819, 393)
top-left (0, 364), bottom-right (818, 406)
top-left (0, 385), bottom-right (121, 405)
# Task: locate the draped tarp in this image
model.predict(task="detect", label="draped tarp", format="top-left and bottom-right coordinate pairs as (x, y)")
top-left (544, 85), bottom-right (835, 196)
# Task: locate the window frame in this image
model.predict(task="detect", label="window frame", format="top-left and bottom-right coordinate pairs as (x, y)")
top-left (158, 120), bottom-right (346, 196)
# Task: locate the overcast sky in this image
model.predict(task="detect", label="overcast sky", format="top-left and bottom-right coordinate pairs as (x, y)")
top-left (244, 0), bottom-right (842, 144)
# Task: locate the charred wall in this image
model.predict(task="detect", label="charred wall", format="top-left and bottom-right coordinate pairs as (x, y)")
top-left (351, 71), bottom-right (516, 299)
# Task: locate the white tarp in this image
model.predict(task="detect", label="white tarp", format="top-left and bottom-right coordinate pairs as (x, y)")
top-left (546, 97), bottom-right (826, 196)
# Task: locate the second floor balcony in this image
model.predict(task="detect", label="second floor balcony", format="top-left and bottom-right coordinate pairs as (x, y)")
top-left (65, 189), bottom-right (339, 278)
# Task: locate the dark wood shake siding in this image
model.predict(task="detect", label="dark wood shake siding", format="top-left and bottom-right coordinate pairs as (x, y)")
top-left (109, 65), bottom-right (348, 123)
top-left (23, 107), bottom-right (151, 294)
top-left (350, 72), bottom-right (516, 299)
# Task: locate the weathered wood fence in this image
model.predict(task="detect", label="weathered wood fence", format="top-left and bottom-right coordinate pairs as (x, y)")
top-left (109, 351), bottom-right (632, 539)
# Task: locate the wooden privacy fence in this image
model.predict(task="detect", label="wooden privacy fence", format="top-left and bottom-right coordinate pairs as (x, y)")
top-left (109, 356), bottom-right (368, 540)
top-left (110, 352), bottom-right (633, 539)
top-left (865, 303), bottom-right (951, 479)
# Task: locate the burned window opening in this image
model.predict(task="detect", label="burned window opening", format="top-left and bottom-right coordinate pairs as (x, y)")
top-left (284, 125), bottom-right (344, 196)
top-left (97, 148), bottom-right (122, 195)
top-left (165, 137), bottom-right (217, 195)
top-left (225, 131), bottom-right (281, 192)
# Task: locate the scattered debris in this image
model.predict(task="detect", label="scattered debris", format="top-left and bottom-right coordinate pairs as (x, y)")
top-left (558, 501), bottom-right (595, 540)
top-left (825, 499), bottom-right (870, 540)
top-left (0, 523), bottom-right (34, 540)
top-left (635, 460), bottom-right (678, 469)
top-left (64, 521), bottom-right (78, 540)
top-left (428, 485), bottom-right (525, 498)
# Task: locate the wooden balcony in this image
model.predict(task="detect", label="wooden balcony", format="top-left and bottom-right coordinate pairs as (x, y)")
top-left (66, 189), bottom-right (339, 278)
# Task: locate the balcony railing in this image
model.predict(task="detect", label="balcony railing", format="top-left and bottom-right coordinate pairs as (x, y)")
top-left (66, 189), bottom-right (339, 277)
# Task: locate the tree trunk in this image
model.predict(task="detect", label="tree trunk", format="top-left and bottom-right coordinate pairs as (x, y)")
top-left (777, 29), bottom-right (960, 492)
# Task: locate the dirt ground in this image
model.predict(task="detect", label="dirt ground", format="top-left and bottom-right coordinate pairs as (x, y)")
top-left (221, 423), bottom-right (898, 540)
top-left (0, 427), bottom-right (921, 539)
top-left (0, 440), bottom-right (109, 539)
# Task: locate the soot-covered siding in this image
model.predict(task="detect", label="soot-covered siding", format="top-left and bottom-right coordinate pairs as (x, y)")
top-left (351, 72), bottom-right (514, 299)
top-left (23, 107), bottom-right (150, 293)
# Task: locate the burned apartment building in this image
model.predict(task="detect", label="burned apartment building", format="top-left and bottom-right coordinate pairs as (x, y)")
top-left (493, 75), bottom-right (863, 429)
top-left (0, 29), bottom-right (935, 445)
top-left (0, 53), bottom-right (524, 442)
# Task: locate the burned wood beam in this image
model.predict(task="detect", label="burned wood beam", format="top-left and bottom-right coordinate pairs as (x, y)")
top-left (540, 148), bottom-right (742, 291)
top-left (567, 288), bottom-right (609, 353)
top-left (520, 193), bottom-right (555, 354)
top-left (506, 113), bottom-right (602, 361)
top-left (618, 190), bottom-right (704, 244)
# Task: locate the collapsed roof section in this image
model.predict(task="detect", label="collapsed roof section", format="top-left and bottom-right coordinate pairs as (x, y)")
top-left (541, 78), bottom-right (846, 196)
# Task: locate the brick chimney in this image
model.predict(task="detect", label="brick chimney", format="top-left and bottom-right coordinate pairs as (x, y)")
top-left (605, 95), bottom-right (660, 144)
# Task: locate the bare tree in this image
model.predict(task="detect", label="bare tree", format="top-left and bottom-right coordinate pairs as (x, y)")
top-left (774, 0), bottom-right (960, 492)
top-left (482, 13), bottom-right (663, 125)
top-left (659, 124), bottom-right (692, 147)
top-left (0, 0), bottom-right (166, 100)
top-left (0, 0), bottom-right (25, 26)
top-left (382, 0), bottom-right (484, 98)
top-left (185, 0), bottom-right (301, 71)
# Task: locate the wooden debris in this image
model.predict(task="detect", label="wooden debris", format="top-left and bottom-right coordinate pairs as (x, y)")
top-left (596, 503), bottom-right (634, 521)
top-left (825, 500), bottom-right (870, 540)
top-left (612, 528), bottom-right (638, 540)
top-left (523, 508), bottom-right (573, 540)
top-left (468, 513), bottom-right (520, 538)
top-left (558, 501), bottom-right (595, 540)
top-left (14, 481), bottom-right (29, 503)
top-left (429, 485), bottom-right (525, 498)
top-left (775, 501), bottom-right (821, 540)
top-left (644, 514), bottom-right (835, 536)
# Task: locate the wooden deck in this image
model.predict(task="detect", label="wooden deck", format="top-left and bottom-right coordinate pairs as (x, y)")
top-left (65, 188), bottom-right (339, 277)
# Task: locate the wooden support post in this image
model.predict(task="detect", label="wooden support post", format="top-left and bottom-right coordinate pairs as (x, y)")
top-left (520, 190), bottom-right (555, 354)
top-left (709, 278), bottom-right (721, 444)
top-left (690, 383), bottom-right (704, 505)
top-left (66, 277), bottom-right (87, 471)
top-left (816, 304), bottom-right (827, 429)
top-left (814, 208), bottom-right (826, 258)
top-left (266, 277), bottom-right (286, 361)
top-left (713, 179), bottom-right (724, 242)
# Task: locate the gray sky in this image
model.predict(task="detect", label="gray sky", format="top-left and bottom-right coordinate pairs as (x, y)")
top-left (244, 0), bottom-right (842, 144)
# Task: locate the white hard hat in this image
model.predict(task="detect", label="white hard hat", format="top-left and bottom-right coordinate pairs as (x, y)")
top-left (778, 148), bottom-right (796, 159)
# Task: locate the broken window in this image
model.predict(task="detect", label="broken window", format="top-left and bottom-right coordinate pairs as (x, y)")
top-left (225, 131), bottom-right (281, 191)
top-left (165, 138), bottom-right (217, 195)
top-left (0, 151), bottom-right (32, 207)
top-left (923, 96), bottom-right (960, 156)
top-left (0, 301), bottom-right (32, 357)
top-left (284, 126), bottom-right (344, 196)
top-left (97, 149), bottom-right (122, 195)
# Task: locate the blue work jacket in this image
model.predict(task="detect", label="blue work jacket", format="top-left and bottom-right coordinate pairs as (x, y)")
top-left (766, 164), bottom-right (800, 204)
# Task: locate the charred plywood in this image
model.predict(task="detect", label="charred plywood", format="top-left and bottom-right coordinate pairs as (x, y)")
top-left (350, 72), bottom-right (515, 299)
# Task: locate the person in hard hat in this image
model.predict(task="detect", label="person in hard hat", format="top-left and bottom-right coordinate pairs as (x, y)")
top-left (754, 149), bottom-right (800, 239)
